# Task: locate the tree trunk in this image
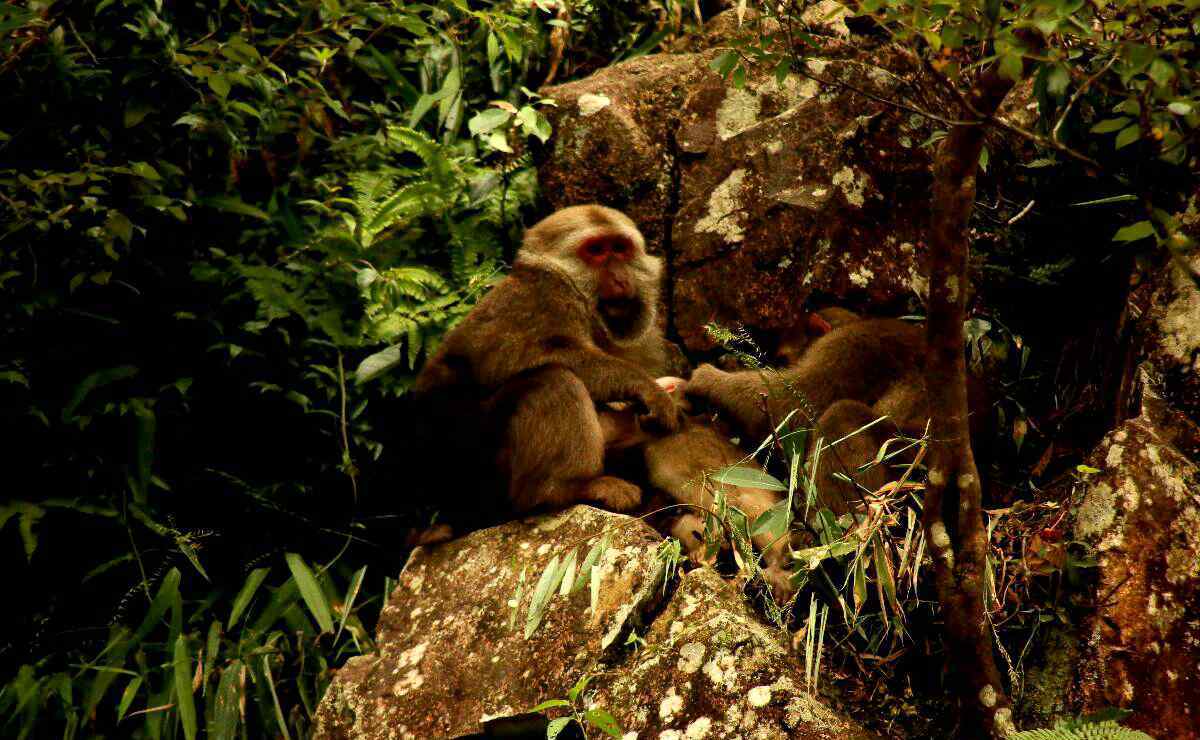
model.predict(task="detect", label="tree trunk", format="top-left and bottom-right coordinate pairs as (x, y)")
top-left (922, 67), bottom-right (1019, 739)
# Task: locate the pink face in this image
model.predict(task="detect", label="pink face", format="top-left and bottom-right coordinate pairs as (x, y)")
top-left (577, 235), bottom-right (636, 300)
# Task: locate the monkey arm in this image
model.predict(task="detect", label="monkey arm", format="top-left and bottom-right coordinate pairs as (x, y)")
top-left (545, 347), bottom-right (682, 432)
top-left (686, 365), bottom-right (801, 441)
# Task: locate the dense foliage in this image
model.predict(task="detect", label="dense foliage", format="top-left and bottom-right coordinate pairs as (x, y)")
top-left (0, 1), bottom-right (678, 736)
top-left (3, 0), bottom-right (1196, 737)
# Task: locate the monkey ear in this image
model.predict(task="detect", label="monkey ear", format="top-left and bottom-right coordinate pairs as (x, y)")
top-left (805, 312), bottom-right (834, 335)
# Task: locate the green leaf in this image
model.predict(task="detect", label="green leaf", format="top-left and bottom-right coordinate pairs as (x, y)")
top-left (116, 676), bottom-right (141, 722)
top-left (525, 554), bottom-right (568, 639)
top-left (284, 553), bottom-right (334, 633)
top-left (261, 656), bottom-right (292, 740)
top-left (584, 708), bottom-right (622, 738)
top-left (487, 130), bottom-right (512, 153)
top-left (335, 565), bottom-right (368, 641)
top-left (1114, 125), bottom-right (1141, 149)
top-left (62, 366), bottom-right (138, 422)
top-left (0, 501), bottom-right (44, 561)
top-left (731, 64), bottom-right (746, 88)
top-left (1070, 194), bottom-right (1137, 207)
top-left (228, 567), bottom-right (270, 628)
top-left (572, 537), bottom-right (608, 593)
top-left (130, 161), bottom-right (161, 181)
top-left (546, 717), bottom-right (575, 739)
top-left (998, 53), bottom-right (1023, 82)
top-left (567, 673), bottom-right (592, 703)
top-left (124, 102), bottom-right (153, 128)
top-left (173, 636), bottom-right (197, 740)
top-left (709, 51), bottom-right (738, 77)
top-left (208, 74), bottom-right (231, 99)
top-left (175, 536), bottom-right (209, 581)
top-left (468, 108), bottom-right (512, 136)
top-left (354, 345), bottom-right (403, 383)
top-left (202, 195), bottom-right (270, 221)
top-left (1168, 101), bottom-right (1193, 116)
top-left (1112, 221), bottom-right (1156, 243)
top-left (528, 699), bottom-right (571, 712)
top-left (714, 466), bottom-right (787, 491)
top-left (210, 663), bottom-right (241, 740)
top-left (751, 500), bottom-right (791, 539)
top-left (1090, 117), bottom-right (1131, 134)
top-left (1148, 58), bottom-right (1176, 87)
top-left (1046, 64), bottom-right (1069, 96)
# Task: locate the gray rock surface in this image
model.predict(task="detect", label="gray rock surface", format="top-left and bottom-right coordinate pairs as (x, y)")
top-left (313, 505), bottom-right (873, 739)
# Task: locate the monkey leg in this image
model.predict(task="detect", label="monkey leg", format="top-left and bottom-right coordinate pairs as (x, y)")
top-left (810, 399), bottom-right (898, 515)
top-left (502, 366), bottom-right (642, 513)
top-left (644, 422), bottom-right (795, 601)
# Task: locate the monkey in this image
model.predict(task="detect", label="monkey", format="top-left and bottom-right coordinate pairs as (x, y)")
top-left (599, 377), bottom-right (796, 600)
top-left (773, 306), bottom-right (863, 366)
top-left (687, 317), bottom-right (990, 514)
top-left (414, 205), bottom-right (682, 515)
top-left (715, 306), bottom-right (861, 372)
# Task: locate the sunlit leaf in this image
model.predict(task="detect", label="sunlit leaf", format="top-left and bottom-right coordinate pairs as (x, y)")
top-left (284, 553), bottom-right (334, 633)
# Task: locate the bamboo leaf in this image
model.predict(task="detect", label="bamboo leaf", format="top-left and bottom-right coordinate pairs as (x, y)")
top-left (209, 663), bottom-right (240, 740)
top-left (336, 565), bottom-right (367, 642)
top-left (228, 567), bottom-right (269, 629)
top-left (284, 553), bottom-right (334, 633)
top-left (173, 636), bottom-right (197, 740)
top-left (116, 676), bottom-right (142, 723)
top-left (261, 656), bottom-right (292, 740)
top-left (714, 465), bottom-right (787, 491)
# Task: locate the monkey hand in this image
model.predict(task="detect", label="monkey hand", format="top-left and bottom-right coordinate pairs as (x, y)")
top-left (636, 383), bottom-right (684, 434)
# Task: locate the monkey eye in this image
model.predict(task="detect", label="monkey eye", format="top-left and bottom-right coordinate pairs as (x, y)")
top-left (610, 240), bottom-right (630, 256)
top-left (585, 241), bottom-right (607, 257)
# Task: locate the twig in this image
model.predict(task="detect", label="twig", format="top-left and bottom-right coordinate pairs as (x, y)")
top-left (1052, 55), bottom-right (1118, 145)
top-left (336, 351), bottom-right (358, 503)
top-left (1006, 199), bottom-right (1036, 225)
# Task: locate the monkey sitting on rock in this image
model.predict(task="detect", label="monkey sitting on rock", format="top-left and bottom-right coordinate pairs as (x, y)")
top-left (413, 205), bottom-right (797, 598)
top-left (415, 205), bottom-right (680, 515)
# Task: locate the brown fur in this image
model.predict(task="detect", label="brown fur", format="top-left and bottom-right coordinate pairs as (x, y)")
top-left (415, 205), bottom-right (681, 513)
top-left (688, 318), bottom-right (988, 513)
top-left (774, 307), bottom-right (863, 365)
top-left (600, 378), bottom-right (795, 600)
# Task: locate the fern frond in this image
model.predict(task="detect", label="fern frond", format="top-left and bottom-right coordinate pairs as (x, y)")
top-left (1012, 720), bottom-right (1155, 740)
top-left (388, 126), bottom-right (457, 190)
top-left (368, 181), bottom-right (443, 235)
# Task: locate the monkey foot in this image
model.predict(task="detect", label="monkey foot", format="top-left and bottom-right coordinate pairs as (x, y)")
top-left (760, 564), bottom-right (797, 605)
top-left (584, 476), bottom-right (642, 512)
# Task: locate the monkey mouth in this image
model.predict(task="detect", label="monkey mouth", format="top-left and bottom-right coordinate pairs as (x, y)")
top-left (599, 298), bottom-right (647, 339)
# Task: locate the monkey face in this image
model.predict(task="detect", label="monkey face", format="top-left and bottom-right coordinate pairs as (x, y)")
top-left (518, 204), bottom-right (661, 343)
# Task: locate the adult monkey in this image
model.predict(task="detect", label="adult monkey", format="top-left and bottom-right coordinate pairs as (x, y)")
top-left (686, 317), bottom-right (990, 512)
top-left (414, 205), bottom-right (681, 514)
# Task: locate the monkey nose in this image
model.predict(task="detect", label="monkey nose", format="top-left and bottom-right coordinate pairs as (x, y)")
top-left (599, 276), bottom-right (634, 300)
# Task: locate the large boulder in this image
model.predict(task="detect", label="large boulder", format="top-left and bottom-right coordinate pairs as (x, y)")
top-left (313, 505), bottom-right (873, 739)
top-left (539, 13), bottom-right (949, 350)
top-left (1068, 404), bottom-right (1200, 739)
top-left (1017, 247), bottom-right (1200, 738)
top-left (1144, 238), bottom-right (1200, 427)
